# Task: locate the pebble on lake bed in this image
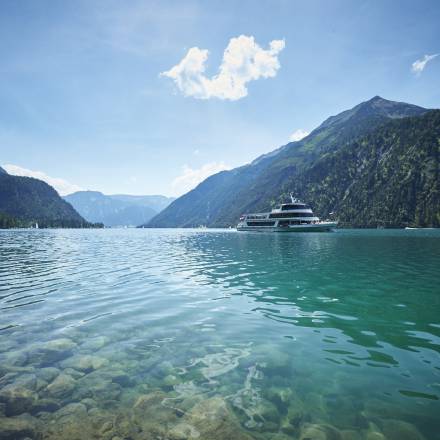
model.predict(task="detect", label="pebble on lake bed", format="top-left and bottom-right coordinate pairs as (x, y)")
top-left (366, 431), bottom-right (387, 440)
top-left (0, 414), bottom-right (41, 440)
top-left (46, 374), bottom-right (76, 398)
top-left (27, 338), bottom-right (78, 366)
top-left (37, 367), bottom-right (60, 383)
top-left (380, 419), bottom-right (425, 440)
top-left (299, 423), bottom-right (345, 440)
top-left (171, 396), bottom-right (255, 440)
top-left (60, 354), bottom-right (108, 373)
top-left (0, 385), bottom-right (37, 416)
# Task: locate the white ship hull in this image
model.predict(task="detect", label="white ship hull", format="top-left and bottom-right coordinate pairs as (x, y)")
top-left (237, 221), bottom-right (337, 232)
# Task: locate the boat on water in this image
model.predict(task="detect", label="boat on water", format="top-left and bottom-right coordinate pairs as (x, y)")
top-left (236, 195), bottom-right (338, 232)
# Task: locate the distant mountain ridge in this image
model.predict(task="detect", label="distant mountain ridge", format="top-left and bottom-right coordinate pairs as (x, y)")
top-left (0, 173), bottom-right (97, 228)
top-left (147, 96), bottom-right (437, 228)
top-left (109, 194), bottom-right (175, 213)
top-left (64, 191), bottom-right (175, 227)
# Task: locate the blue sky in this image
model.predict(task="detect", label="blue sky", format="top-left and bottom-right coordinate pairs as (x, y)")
top-left (0, 0), bottom-right (439, 196)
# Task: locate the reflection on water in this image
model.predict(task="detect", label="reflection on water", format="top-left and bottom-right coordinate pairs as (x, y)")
top-left (0, 228), bottom-right (439, 439)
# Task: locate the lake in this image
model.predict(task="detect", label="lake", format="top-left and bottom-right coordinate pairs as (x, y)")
top-left (0, 229), bottom-right (439, 440)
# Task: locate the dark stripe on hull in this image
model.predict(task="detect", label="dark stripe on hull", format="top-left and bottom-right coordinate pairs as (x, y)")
top-left (237, 224), bottom-right (337, 232)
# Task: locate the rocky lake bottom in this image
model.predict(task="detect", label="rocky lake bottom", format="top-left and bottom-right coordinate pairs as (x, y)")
top-left (0, 229), bottom-right (439, 440)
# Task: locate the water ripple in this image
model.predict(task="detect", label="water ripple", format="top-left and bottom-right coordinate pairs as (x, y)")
top-left (0, 229), bottom-right (440, 438)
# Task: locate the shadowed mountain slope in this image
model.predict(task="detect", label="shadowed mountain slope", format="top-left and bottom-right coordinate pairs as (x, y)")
top-left (0, 173), bottom-right (94, 228)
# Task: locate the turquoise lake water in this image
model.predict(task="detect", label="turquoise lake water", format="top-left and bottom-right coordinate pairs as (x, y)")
top-left (0, 229), bottom-right (439, 440)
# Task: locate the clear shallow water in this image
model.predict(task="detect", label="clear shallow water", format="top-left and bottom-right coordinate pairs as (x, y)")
top-left (0, 228), bottom-right (439, 440)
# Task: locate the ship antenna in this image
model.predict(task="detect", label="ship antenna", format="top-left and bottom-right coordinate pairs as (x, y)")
top-left (290, 192), bottom-right (295, 203)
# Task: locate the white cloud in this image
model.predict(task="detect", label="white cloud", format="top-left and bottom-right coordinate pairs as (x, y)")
top-left (411, 54), bottom-right (438, 75)
top-left (289, 129), bottom-right (310, 142)
top-left (3, 164), bottom-right (83, 196)
top-left (171, 162), bottom-right (231, 196)
top-left (161, 35), bottom-right (285, 100)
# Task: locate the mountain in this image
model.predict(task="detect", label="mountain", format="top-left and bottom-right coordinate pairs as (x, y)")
top-left (0, 173), bottom-right (97, 228)
top-left (64, 191), bottom-right (174, 227)
top-left (147, 96), bottom-right (432, 228)
top-left (281, 109), bottom-right (440, 228)
top-left (0, 166), bottom-right (7, 174)
top-left (109, 194), bottom-right (175, 213)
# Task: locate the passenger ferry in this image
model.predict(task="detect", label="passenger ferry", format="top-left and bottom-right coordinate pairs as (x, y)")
top-left (236, 195), bottom-right (338, 232)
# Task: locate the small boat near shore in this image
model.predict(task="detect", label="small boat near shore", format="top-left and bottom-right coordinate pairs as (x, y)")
top-left (236, 195), bottom-right (337, 232)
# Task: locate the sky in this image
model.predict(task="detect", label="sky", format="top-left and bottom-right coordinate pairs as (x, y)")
top-left (0, 0), bottom-right (439, 196)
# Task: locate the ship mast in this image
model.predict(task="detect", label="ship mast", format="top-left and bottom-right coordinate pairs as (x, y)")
top-left (289, 192), bottom-right (299, 203)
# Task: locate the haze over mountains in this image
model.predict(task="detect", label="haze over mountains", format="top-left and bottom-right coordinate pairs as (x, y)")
top-left (64, 191), bottom-right (175, 227)
top-left (147, 96), bottom-right (440, 228)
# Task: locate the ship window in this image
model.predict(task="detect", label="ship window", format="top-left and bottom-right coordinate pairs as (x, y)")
top-left (269, 212), bottom-right (314, 218)
top-left (247, 214), bottom-right (267, 220)
top-left (281, 204), bottom-right (309, 211)
top-left (247, 221), bottom-right (276, 227)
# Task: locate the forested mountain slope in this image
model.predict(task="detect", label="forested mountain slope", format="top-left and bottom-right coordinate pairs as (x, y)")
top-left (280, 110), bottom-right (440, 228)
top-left (0, 173), bottom-right (96, 228)
top-left (147, 96), bottom-right (431, 227)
